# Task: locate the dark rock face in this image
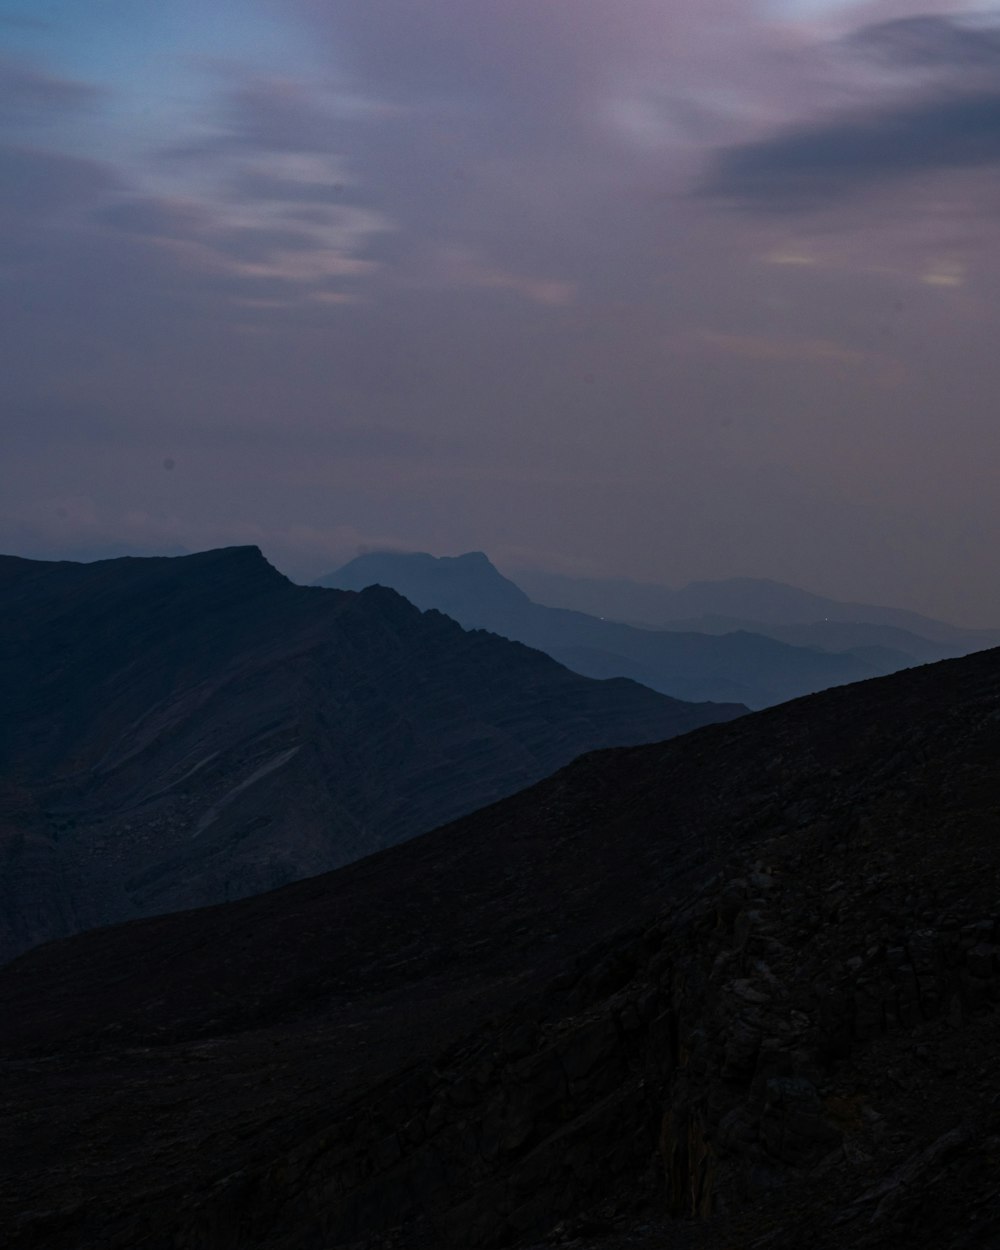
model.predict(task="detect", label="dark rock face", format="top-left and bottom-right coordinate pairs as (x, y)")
top-left (0, 785), bottom-right (82, 957)
top-left (0, 547), bottom-right (742, 962)
top-left (3, 647), bottom-right (1000, 1247)
top-left (320, 551), bottom-right (916, 709)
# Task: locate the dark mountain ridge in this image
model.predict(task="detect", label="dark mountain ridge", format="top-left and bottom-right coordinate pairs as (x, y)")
top-left (319, 551), bottom-right (910, 707)
top-left (0, 547), bottom-right (740, 963)
top-left (3, 646), bottom-right (1000, 1248)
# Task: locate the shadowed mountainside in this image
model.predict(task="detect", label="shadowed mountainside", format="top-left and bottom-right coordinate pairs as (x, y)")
top-left (3, 646), bottom-right (1000, 1247)
top-left (0, 547), bottom-right (741, 962)
top-left (318, 551), bottom-right (901, 708)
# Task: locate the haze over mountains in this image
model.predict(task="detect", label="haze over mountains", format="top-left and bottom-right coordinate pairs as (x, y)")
top-left (10, 0), bottom-right (1000, 1243)
top-left (319, 551), bottom-right (981, 708)
top-left (5, 642), bottom-right (1000, 1249)
top-left (0, 547), bottom-right (740, 963)
top-left (511, 567), bottom-right (1000, 650)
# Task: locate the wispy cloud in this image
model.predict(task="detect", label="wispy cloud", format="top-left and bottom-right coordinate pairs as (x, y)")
top-left (0, 57), bottom-right (105, 124)
top-left (0, 145), bottom-right (118, 227)
top-left (672, 328), bottom-right (907, 386)
top-left (704, 90), bottom-right (1000, 206)
top-left (703, 12), bottom-right (1000, 209)
top-left (845, 12), bottom-right (1000, 69)
top-left (28, 77), bottom-right (391, 310)
top-left (8, 2), bottom-right (1000, 619)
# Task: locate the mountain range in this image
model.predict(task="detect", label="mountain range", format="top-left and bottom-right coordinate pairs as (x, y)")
top-left (511, 566), bottom-right (1000, 648)
top-left (319, 551), bottom-right (940, 707)
top-left (4, 641), bottom-right (1000, 1249)
top-left (0, 547), bottom-right (740, 962)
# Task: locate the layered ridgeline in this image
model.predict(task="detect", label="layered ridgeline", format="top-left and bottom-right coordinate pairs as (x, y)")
top-left (512, 566), bottom-right (1000, 658)
top-left (3, 646), bottom-right (1000, 1249)
top-left (319, 551), bottom-right (921, 707)
top-left (0, 548), bottom-right (742, 963)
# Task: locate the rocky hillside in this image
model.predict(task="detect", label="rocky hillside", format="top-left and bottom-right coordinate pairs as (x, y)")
top-left (2, 646), bottom-right (1000, 1248)
top-left (320, 551), bottom-right (905, 708)
top-left (0, 547), bottom-right (741, 962)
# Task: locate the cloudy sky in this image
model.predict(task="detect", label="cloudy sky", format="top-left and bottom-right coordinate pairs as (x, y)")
top-left (5, 0), bottom-right (1000, 621)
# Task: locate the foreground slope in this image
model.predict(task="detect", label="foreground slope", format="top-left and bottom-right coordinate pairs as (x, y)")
top-left (320, 551), bottom-right (899, 707)
top-left (3, 648), bottom-right (1000, 1248)
top-left (0, 547), bottom-right (740, 961)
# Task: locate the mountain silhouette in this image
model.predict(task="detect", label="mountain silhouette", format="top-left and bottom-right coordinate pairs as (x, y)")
top-left (319, 551), bottom-right (904, 707)
top-left (0, 547), bottom-right (741, 962)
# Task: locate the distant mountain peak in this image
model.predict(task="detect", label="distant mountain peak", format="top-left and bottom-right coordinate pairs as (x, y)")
top-left (320, 549), bottom-right (532, 614)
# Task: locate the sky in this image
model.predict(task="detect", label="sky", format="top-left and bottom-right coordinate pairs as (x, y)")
top-left (5, 1), bottom-right (1000, 622)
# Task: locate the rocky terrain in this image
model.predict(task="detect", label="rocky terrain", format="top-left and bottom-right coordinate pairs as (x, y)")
top-left (3, 645), bottom-right (1000, 1248)
top-left (320, 551), bottom-right (923, 708)
top-left (0, 548), bottom-right (741, 962)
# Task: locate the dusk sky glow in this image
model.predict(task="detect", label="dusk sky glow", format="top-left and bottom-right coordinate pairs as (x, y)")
top-left (6, 1), bottom-right (1000, 621)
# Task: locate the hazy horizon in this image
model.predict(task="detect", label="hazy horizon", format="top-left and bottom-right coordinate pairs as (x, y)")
top-left (6, 1), bottom-right (1000, 623)
top-left (7, 536), bottom-right (999, 632)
